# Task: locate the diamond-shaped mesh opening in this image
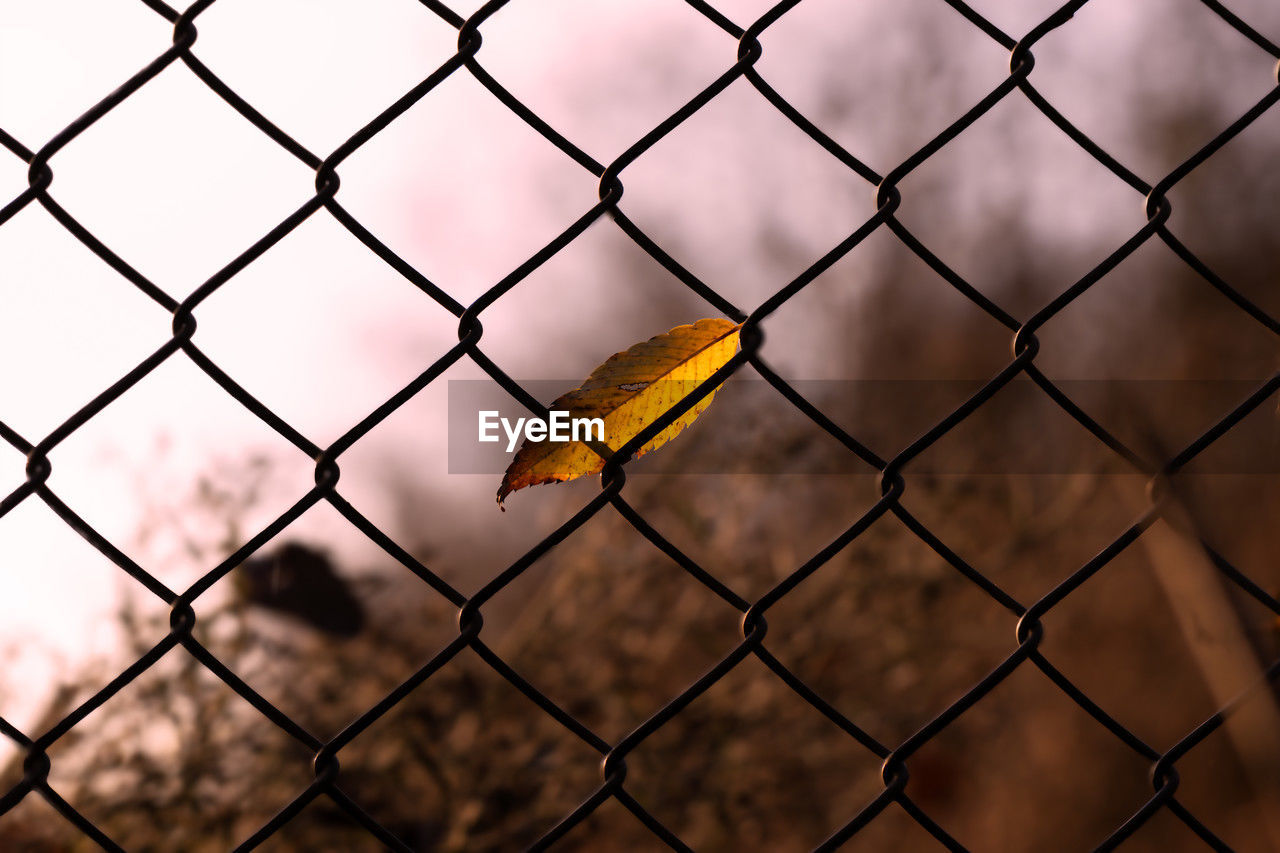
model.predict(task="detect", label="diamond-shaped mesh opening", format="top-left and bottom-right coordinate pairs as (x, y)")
top-left (463, 223), bottom-right (714, 380)
top-left (42, 357), bottom-right (316, 586)
top-left (833, 801), bottom-right (962, 853)
top-left (550, 794), bottom-right (683, 852)
top-left (335, 69), bottom-right (602, 306)
top-left (46, 65), bottom-right (315, 295)
top-left (1034, 539), bottom-right (1230, 745)
top-left (912, 663), bottom-right (1160, 850)
top-left (191, 214), bottom-right (459, 441)
top-left (0, 2), bottom-right (169, 143)
top-left (1029, 0), bottom-right (1279, 177)
top-left (896, 470), bottom-right (1150, 604)
top-left (0, 206), bottom-right (162, 438)
top-left (891, 94), bottom-right (1142, 316)
top-left (481, 509), bottom-right (742, 741)
top-left (0, 499), bottom-right (170, 722)
top-left (621, 468), bottom-right (883, 603)
top-left (753, 0), bottom-right (1013, 169)
top-left (192, 0), bottom-right (460, 153)
top-left (333, 650), bottom-right (604, 850)
top-left (253, 797), bottom-right (400, 853)
top-left (1036, 241), bottom-right (1279, 383)
top-left (1165, 703), bottom-right (1280, 850)
top-left (1162, 468), bottom-right (1280, 588)
top-left (0, 789), bottom-right (76, 850)
top-left (1142, 809), bottom-right (1245, 851)
top-left (41, 650), bottom-right (316, 850)
top-left (626, 656), bottom-right (884, 850)
top-left (764, 512), bottom-right (1016, 744)
top-left (1157, 104), bottom-right (1280, 317)
top-left (825, 228), bottom-right (1015, 382)
top-left (474, 0), bottom-right (736, 160)
top-left (618, 77), bottom-right (873, 304)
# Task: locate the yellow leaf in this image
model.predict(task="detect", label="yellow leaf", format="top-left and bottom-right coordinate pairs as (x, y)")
top-left (497, 318), bottom-right (741, 507)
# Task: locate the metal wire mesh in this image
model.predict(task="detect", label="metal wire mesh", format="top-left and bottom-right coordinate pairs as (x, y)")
top-left (1, 0), bottom-right (1279, 849)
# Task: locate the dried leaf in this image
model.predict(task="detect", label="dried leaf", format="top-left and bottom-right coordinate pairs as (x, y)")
top-left (498, 318), bottom-right (741, 507)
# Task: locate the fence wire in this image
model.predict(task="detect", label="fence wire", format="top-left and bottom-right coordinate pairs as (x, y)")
top-left (1, 0), bottom-right (1279, 850)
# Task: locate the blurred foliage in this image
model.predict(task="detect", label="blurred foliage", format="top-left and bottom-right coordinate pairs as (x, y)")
top-left (3, 453), bottom-right (1278, 850)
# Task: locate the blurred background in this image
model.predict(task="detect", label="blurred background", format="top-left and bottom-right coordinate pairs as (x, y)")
top-left (2, 0), bottom-right (1280, 849)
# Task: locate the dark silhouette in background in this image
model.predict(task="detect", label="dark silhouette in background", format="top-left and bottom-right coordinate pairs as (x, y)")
top-left (233, 542), bottom-right (365, 638)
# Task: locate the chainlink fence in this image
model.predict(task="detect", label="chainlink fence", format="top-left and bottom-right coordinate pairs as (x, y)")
top-left (2, 0), bottom-right (1280, 850)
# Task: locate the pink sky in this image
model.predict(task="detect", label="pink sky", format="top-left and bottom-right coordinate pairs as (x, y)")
top-left (3, 0), bottom-right (1275, 747)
